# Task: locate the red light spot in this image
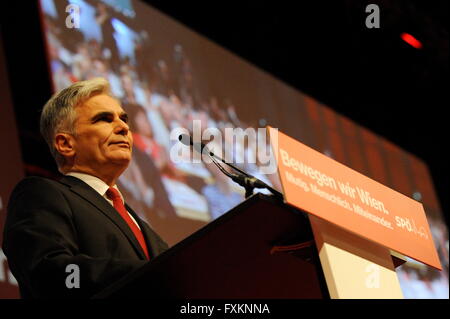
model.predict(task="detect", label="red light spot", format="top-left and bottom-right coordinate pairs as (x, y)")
top-left (401, 32), bottom-right (423, 49)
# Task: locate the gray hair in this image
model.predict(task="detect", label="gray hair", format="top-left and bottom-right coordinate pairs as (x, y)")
top-left (40, 77), bottom-right (112, 168)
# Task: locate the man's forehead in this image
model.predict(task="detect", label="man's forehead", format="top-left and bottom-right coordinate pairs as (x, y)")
top-left (77, 94), bottom-right (125, 114)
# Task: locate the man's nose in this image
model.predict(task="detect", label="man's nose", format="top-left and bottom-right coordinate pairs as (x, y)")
top-left (115, 118), bottom-right (130, 135)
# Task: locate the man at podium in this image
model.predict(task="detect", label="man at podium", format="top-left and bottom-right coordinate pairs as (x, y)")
top-left (2, 78), bottom-right (168, 298)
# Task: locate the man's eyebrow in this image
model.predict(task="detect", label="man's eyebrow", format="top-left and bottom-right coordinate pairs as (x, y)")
top-left (90, 111), bottom-right (128, 122)
top-left (91, 111), bottom-right (113, 122)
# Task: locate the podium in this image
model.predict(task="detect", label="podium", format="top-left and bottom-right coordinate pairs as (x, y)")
top-left (94, 192), bottom-right (407, 299)
top-left (94, 193), bottom-right (331, 299)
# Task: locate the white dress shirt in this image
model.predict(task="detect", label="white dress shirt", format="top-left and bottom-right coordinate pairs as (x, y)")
top-left (66, 172), bottom-right (141, 229)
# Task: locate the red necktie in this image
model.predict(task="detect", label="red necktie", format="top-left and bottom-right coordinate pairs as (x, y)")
top-left (106, 187), bottom-right (149, 259)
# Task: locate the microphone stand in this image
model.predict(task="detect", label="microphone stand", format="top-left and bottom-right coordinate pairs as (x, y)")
top-left (205, 148), bottom-right (281, 199)
top-left (207, 151), bottom-right (259, 198)
top-left (179, 134), bottom-right (283, 199)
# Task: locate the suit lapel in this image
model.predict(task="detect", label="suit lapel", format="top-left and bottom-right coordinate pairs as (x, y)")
top-left (59, 176), bottom-right (148, 260)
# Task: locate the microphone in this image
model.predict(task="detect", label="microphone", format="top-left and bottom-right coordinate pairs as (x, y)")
top-left (178, 134), bottom-right (283, 199)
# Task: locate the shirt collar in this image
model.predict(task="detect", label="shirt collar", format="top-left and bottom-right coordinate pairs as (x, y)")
top-left (66, 171), bottom-right (123, 201)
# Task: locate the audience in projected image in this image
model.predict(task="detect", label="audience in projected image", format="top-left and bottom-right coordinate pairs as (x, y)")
top-left (42, 6), bottom-right (276, 223)
top-left (126, 102), bottom-right (180, 179)
top-left (202, 159), bottom-right (244, 220)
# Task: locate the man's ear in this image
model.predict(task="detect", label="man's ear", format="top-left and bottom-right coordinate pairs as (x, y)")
top-left (54, 133), bottom-right (76, 158)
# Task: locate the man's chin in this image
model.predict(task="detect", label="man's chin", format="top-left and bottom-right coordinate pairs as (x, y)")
top-left (109, 155), bottom-right (132, 166)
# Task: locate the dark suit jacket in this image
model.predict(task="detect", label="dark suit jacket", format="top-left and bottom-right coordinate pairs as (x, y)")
top-left (2, 175), bottom-right (169, 298)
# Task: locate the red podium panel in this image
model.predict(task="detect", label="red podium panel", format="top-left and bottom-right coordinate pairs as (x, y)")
top-left (94, 194), bottom-right (328, 299)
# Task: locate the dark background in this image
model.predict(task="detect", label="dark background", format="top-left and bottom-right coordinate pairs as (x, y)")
top-left (0, 0), bottom-right (448, 225)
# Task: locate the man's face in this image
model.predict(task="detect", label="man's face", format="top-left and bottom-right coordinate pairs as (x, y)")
top-left (71, 94), bottom-right (133, 173)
